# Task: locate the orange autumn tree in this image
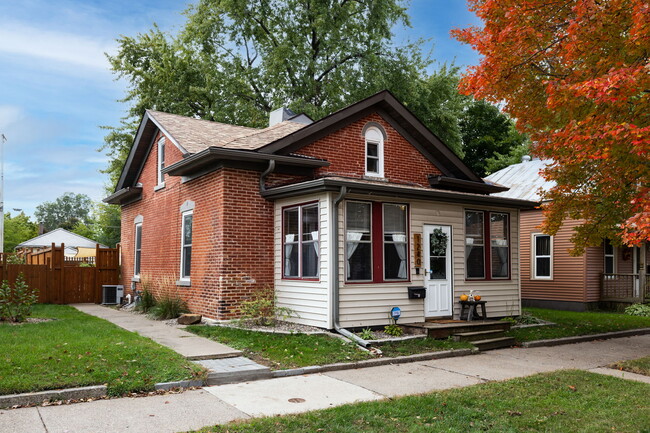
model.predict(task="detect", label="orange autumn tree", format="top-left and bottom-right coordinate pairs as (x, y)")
top-left (452, 0), bottom-right (650, 253)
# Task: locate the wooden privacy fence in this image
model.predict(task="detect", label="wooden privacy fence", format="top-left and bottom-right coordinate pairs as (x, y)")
top-left (0, 243), bottom-right (120, 304)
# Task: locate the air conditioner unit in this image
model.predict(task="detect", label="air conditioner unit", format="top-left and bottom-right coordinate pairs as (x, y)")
top-left (102, 285), bottom-right (124, 305)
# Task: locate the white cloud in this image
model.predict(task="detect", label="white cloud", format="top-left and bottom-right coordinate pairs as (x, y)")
top-left (0, 22), bottom-right (115, 71)
top-left (0, 105), bottom-right (26, 130)
top-left (4, 161), bottom-right (39, 181)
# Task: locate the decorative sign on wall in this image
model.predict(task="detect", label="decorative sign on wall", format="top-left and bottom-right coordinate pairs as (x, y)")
top-left (413, 233), bottom-right (422, 268)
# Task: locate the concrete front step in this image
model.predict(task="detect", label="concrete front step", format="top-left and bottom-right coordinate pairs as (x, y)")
top-left (472, 336), bottom-right (517, 351)
top-left (197, 357), bottom-right (273, 386)
top-left (452, 329), bottom-right (506, 343)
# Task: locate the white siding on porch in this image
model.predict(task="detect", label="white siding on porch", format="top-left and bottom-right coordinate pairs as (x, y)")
top-left (274, 193), bottom-right (330, 328)
top-left (337, 195), bottom-right (521, 328)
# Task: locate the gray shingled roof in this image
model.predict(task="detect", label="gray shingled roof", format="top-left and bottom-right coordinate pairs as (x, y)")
top-left (485, 158), bottom-right (555, 202)
top-left (147, 111), bottom-right (307, 153)
top-left (16, 228), bottom-right (108, 249)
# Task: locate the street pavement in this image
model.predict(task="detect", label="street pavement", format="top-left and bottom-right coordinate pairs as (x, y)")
top-left (2, 334), bottom-right (649, 433)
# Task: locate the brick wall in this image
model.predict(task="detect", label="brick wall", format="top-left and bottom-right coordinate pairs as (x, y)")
top-left (120, 132), bottom-right (274, 320)
top-left (296, 113), bottom-right (442, 186)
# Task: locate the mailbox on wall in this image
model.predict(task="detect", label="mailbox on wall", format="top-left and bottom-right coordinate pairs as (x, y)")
top-left (407, 286), bottom-right (426, 299)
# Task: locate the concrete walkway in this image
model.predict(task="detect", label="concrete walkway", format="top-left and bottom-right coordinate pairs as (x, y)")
top-left (2, 334), bottom-right (649, 433)
top-left (73, 304), bottom-right (241, 360)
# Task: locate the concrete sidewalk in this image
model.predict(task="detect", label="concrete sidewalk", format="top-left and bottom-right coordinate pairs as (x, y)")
top-left (73, 304), bottom-right (241, 360)
top-left (3, 334), bottom-right (649, 433)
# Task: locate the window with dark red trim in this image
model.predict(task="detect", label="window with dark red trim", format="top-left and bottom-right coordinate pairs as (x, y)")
top-left (464, 210), bottom-right (510, 280)
top-left (282, 203), bottom-right (319, 279)
top-left (345, 201), bottom-right (409, 283)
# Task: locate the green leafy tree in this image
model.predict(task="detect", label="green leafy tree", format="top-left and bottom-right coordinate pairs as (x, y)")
top-left (3, 212), bottom-right (38, 252)
top-left (407, 65), bottom-right (468, 157)
top-left (94, 202), bottom-right (121, 248)
top-left (34, 193), bottom-right (93, 232)
top-left (71, 221), bottom-right (95, 240)
top-left (102, 0), bottom-right (441, 187)
top-left (459, 100), bottom-right (528, 177)
top-left (484, 137), bottom-right (531, 175)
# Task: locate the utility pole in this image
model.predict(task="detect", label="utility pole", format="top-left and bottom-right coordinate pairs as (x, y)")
top-left (0, 133), bottom-right (4, 253)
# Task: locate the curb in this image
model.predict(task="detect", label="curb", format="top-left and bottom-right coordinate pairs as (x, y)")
top-left (271, 347), bottom-right (478, 378)
top-left (521, 328), bottom-right (650, 348)
top-left (154, 380), bottom-right (205, 391)
top-left (0, 385), bottom-right (106, 409)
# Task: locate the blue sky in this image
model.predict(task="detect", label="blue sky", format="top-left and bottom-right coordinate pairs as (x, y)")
top-left (0, 0), bottom-right (480, 218)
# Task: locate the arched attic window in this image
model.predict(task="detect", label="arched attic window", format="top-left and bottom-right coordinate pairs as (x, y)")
top-left (364, 126), bottom-right (385, 177)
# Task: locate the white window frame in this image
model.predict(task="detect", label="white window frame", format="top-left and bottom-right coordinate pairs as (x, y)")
top-left (156, 137), bottom-right (166, 188)
top-left (364, 127), bottom-right (384, 178)
top-left (180, 210), bottom-right (193, 281)
top-left (532, 233), bottom-right (553, 280)
top-left (134, 222), bottom-right (142, 278)
top-left (282, 203), bottom-right (320, 279)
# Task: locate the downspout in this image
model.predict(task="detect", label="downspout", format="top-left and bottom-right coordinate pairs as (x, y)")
top-left (332, 186), bottom-right (371, 348)
top-left (259, 159), bottom-right (276, 194)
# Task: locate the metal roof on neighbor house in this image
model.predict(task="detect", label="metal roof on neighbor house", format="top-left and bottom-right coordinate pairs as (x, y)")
top-left (16, 228), bottom-right (108, 249)
top-left (485, 158), bottom-right (556, 203)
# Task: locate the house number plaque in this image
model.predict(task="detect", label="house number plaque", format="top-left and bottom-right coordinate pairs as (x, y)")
top-left (413, 233), bottom-right (422, 268)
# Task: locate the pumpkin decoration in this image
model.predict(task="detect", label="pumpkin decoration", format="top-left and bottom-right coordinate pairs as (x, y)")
top-left (460, 294), bottom-right (469, 301)
top-left (474, 295), bottom-right (482, 301)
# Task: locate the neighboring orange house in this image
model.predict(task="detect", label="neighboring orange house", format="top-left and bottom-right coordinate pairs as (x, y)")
top-left (487, 158), bottom-right (649, 311)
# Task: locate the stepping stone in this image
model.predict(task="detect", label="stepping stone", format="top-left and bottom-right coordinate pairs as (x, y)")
top-left (196, 357), bottom-right (273, 385)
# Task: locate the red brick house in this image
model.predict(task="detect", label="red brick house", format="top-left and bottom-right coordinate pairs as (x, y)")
top-left (106, 91), bottom-right (535, 328)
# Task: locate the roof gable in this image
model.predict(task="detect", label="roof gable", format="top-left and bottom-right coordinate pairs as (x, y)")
top-left (258, 90), bottom-right (482, 182)
top-left (115, 111), bottom-right (309, 192)
top-left (17, 228), bottom-right (108, 249)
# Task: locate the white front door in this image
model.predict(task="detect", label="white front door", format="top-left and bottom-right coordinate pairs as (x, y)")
top-left (424, 224), bottom-right (453, 317)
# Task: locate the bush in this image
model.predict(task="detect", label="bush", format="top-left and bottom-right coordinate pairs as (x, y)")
top-left (151, 296), bottom-right (188, 320)
top-left (136, 288), bottom-right (157, 313)
top-left (6, 255), bottom-right (25, 265)
top-left (240, 285), bottom-right (296, 326)
top-left (624, 303), bottom-right (650, 317)
top-left (358, 327), bottom-right (374, 340)
top-left (0, 274), bottom-right (39, 322)
top-left (384, 323), bottom-right (404, 337)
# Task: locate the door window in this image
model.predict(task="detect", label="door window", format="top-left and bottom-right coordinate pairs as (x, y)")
top-left (429, 227), bottom-right (448, 280)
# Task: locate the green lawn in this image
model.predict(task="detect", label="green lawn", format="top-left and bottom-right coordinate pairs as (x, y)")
top-left (611, 356), bottom-right (650, 377)
top-left (507, 308), bottom-right (650, 343)
top-left (187, 326), bottom-right (472, 369)
top-left (378, 337), bottom-right (472, 358)
top-left (0, 304), bottom-right (205, 396)
top-left (194, 370), bottom-right (650, 433)
top-left (187, 326), bottom-right (372, 369)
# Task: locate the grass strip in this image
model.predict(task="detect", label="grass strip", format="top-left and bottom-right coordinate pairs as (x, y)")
top-left (0, 304), bottom-right (204, 396)
top-left (507, 308), bottom-right (650, 343)
top-left (611, 355), bottom-right (650, 377)
top-left (187, 325), bottom-right (372, 369)
top-left (194, 370), bottom-right (650, 433)
top-left (377, 337), bottom-right (472, 358)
